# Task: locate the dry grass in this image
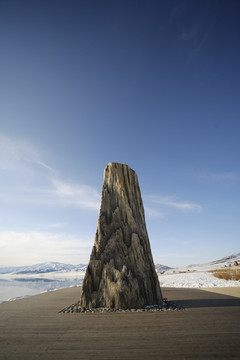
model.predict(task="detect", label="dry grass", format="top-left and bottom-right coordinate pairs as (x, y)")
top-left (210, 267), bottom-right (240, 281)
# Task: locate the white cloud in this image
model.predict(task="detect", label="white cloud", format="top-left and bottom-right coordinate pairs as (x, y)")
top-left (0, 231), bottom-right (93, 266)
top-left (0, 132), bottom-right (55, 174)
top-left (0, 132), bottom-right (100, 211)
top-left (50, 178), bottom-right (100, 210)
top-left (144, 195), bottom-right (203, 213)
top-left (0, 177), bottom-right (101, 210)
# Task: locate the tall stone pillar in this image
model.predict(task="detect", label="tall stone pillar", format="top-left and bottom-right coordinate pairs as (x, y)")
top-left (80, 162), bottom-right (162, 309)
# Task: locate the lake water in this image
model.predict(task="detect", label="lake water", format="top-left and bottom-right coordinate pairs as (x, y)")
top-left (0, 276), bottom-right (83, 303)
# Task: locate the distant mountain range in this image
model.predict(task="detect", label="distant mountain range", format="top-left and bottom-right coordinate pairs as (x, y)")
top-left (155, 264), bottom-right (172, 272)
top-left (208, 253), bottom-right (240, 266)
top-left (187, 253), bottom-right (240, 268)
top-left (0, 262), bottom-right (87, 274)
top-left (0, 261), bottom-right (172, 275)
top-left (0, 253), bottom-right (238, 275)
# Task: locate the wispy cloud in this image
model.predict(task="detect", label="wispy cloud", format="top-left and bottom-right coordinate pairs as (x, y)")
top-left (0, 177), bottom-right (101, 210)
top-left (0, 132), bottom-right (55, 174)
top-left (144, 195), bottom-right (203, 213)
top-left (0, 231), bottom-right (93, 266)
top-left (50, 178), bottom-right (100, 210)
top-left (0, 132), bottom-right (100, 211)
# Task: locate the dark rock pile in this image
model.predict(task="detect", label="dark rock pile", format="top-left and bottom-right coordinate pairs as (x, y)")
top-left (59, 298), bottom-right (184, 313)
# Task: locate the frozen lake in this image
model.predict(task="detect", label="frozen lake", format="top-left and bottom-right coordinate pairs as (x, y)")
top-left (0, 265), bottom-right (239, 303)
top-left (0, 275), bottom-right (83, 303)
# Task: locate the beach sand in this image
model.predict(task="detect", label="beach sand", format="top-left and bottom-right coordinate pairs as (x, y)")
top-left (201, 286), bottom-right (240, 298)
top-left (0, 286), bottom-right (239, 360)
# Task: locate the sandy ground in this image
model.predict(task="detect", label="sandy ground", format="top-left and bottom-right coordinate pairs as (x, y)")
top-left (0, 286), bottom-right (240, 360)
top-left (201, 286), bottom-right (240, 298)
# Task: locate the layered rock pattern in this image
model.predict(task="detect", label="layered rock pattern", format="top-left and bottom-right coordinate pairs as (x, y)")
top-left (80, 162), bottom-right (163, 309)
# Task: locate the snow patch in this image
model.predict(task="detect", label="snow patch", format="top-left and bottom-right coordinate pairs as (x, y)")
top-left (158, 270), bottom-right (240, 288)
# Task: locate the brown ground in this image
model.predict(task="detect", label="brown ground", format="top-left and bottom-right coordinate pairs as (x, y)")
top-left (0, 286), bottom-right (239, 360)
top-left (201, 286), bottom-right (240, 298)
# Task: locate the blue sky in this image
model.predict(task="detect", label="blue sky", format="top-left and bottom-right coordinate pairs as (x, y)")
top-left (0, 0), bottom-right (239, 267)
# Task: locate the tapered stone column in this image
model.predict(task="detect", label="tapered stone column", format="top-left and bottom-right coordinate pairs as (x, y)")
top-left (80, 162), bottom-right (162, 309)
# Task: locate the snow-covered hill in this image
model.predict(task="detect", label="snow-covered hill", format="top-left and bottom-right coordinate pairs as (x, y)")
top-left (208, 253), bottom-right (240, 267)
top-left (185, 253), bottom-right (240, 271)
top-left (155, 264), bottom-right (172, 272)
top-left (158, 270), bottom-right (240, 288)
top-left (0, 262), bottom-right (87, 274)
top-left (1, 253), bottom-right (239, 289)
top-left (0, 261), bottom-right (171, 275)
top-left (158, 253), bottom-right (240, 288)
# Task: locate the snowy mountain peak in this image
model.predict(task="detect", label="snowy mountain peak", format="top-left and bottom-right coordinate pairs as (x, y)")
top-left (155, 264), bottom-right (172, 272)
top-left (0, 253), bottom-right (238, 275)
top-left (208, 253), bottom-right (240, 266)
top-left (0, 262), bottom-right (87, 274)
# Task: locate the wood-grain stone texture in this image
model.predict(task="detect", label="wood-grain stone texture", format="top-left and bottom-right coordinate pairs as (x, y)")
top-left (80, 162), bottom-right (162, 309)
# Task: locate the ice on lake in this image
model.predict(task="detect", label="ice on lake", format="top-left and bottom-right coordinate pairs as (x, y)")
top-left (0, 273), bottom-right (84, 303)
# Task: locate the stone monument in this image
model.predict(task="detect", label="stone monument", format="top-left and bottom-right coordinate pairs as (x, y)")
top-left (80, 162), bottom-right (163, 309)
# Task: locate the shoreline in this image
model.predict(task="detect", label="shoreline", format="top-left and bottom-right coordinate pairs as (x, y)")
top-left (1, 284), bottom-right (239, 304)
top-left (0, 284), bottom-right (82, 304)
